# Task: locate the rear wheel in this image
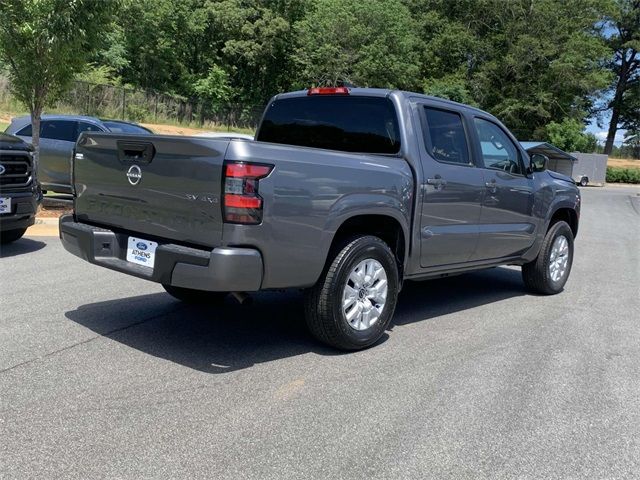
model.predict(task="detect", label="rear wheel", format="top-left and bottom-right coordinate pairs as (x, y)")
top-left (162, 284), bottom-right (227, 304)
top-left (304, 235), bottom-right (399, 350)
top-left (579, 176), bottom-right (589, 187)
top-left (0, 228), bottom-right (27, 245)
top-left (522, 220), bottom-right (574, 294)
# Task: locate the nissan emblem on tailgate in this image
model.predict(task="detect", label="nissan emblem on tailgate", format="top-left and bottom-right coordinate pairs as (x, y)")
top-left (126, 165), bottom-right (142, 185)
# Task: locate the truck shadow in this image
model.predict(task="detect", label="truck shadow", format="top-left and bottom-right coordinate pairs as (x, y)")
top-left (64, 267), bottom-right (527, 374)
top-left (393, 266), bottom-right (527, 326)
top-left (0, 237), bottom-right (47, 258)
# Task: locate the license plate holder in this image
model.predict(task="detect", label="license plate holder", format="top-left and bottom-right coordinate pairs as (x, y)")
top-left (126, 236), bottom-right (158, 269)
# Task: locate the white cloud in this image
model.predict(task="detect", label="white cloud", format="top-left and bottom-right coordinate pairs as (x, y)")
top-left (594, 130), bottom-right (626, 146)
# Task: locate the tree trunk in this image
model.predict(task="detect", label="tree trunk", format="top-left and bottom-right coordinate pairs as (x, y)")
top-left (604, 82), bottom-right (624, 155)
top-left (604, 50), bottom-right (632, 155)
top-left (30, 106), bottom-right (42, 169)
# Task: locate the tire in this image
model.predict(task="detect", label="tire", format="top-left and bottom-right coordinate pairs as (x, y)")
top-left (522, 220), bottom-right (574, 295)
top-left (162, 284), bottom-right (227, 304)
top-left (304, 235), bottom-right (400, 350)
top-left (579, 177), bottom-right (588, 187)
top-left (0, 228), bottom-right (27, 245)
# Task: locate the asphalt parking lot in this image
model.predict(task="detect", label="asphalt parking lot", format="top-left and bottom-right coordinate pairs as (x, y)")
top-left (1, 185), bottom-right (639, 479)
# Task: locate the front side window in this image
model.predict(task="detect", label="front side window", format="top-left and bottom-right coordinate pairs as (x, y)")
top-left (423, 107), bottom-right (471, 165)
top-left (40, 120), bottom-right (78, 142)
top-left (474, 118), bottom-right (523, 175)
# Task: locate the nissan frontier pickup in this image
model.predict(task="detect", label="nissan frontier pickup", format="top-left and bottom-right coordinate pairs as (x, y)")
top-left (60, 87), bottom-right (580, 350)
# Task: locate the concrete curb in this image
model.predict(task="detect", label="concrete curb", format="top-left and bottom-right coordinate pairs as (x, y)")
top-left (26, 217), bottom-right (60, 237)
top-left (605, 183), bottom-right (640, 188)
top-left (34, 217), bottom-right (60, 225)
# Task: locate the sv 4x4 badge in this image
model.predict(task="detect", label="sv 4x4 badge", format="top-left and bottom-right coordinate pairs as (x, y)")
top-left (185, 193), bottom-right (218, 204)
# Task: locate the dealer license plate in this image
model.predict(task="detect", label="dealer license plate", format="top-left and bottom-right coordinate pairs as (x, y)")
top-left (0, 197), bottom-right (11, 214)
top-left (126, 236), bottom-right (158, 269)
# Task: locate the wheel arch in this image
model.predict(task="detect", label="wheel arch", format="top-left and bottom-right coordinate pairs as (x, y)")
top-left (327, 213), bottom-right (409, 277)
top-left (548, 206), bottom-right (579, 238)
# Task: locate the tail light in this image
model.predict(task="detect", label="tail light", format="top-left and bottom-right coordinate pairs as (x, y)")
top-left (223, 161), bottom-right (273, 224)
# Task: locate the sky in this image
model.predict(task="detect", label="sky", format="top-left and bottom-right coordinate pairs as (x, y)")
top-left (587, 117), bottom-right (626, 147)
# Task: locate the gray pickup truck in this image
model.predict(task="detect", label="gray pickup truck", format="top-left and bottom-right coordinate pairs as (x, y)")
top-left (60, 87), bottom-right (580, 350)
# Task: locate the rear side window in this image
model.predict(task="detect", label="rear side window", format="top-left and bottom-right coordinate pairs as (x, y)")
top-left (77, 122), bottom-right (103, 135)
top-left (257, 96), bottom-right (401, 154)
top-left (102, 121), bottom-right (152, 134)
top-left (423, 107), bottom-right (471, 165)
top-left (16, 124), bottom-right (32, 136)
top-left (41, 120), bottom-right (77, 142)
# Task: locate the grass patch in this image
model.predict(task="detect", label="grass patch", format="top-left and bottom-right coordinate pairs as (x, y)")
top-left (141, 120), bottom-right (255, 137)
top-left (0, 121), bottom-right (8, 132)
top-left (608, 157), bottom-right (640, 170)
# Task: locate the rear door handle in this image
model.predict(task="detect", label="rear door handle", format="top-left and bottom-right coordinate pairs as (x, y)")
top-left (485, 180), bottom-right (497, 193)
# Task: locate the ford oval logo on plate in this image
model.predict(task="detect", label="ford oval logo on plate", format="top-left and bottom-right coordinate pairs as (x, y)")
top-left (136, 242), bottom-right (148, 250)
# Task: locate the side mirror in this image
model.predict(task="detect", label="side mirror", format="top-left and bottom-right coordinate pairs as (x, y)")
top-left (529, 153), bottom-right (548, 173)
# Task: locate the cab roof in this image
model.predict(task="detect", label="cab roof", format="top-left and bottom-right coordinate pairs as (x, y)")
top-left (273, 87), bottom-right (492, 118)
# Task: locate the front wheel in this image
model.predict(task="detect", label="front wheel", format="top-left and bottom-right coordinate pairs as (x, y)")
top-left (304, 235), bottom-right (399, 350)
top-left (162, 284), bottom-right (227, 304)
top-left (522, 220), bottom-right (574, 295)
top-left (579, 177), bottom-right (589, 187)
top-left (0, 228), bottom-right (27, 245)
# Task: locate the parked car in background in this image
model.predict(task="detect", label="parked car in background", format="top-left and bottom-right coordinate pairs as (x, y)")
top-left (5, 115), bottom-right (152, 194)
top-left (193, 132), bottom-right (254, 140)
top-left (0, 132), bottom-right (42, 244)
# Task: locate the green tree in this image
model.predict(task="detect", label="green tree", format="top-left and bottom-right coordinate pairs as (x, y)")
top-left (0, 0), bottom-right (116, 158)
top-left (207, 0), bottom-right (296, 104)
top-left (601, 0), bottom-right (640, 154)
top-left (294, 0), bottom-right (422, 89)
top-left (192, 65), bottom-right (232, 104)
top-left (545, 119), bottom-right (598, 152)
top-left (113, 0), bottom-right (300, 105)
top-left (116, 0), bottom-right (206, 94)
top-left (423, 76), bottom-right (476, 105)
top-left (406, 2), bottom-right (484, 103)
top-left (408, 0), bottom-right (612, 139)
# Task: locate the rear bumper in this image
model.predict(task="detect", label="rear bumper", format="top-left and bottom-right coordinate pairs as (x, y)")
top-left (0, 190), bottom-right (40, 231)
top-left (59, 215), bottom-right (263, 291)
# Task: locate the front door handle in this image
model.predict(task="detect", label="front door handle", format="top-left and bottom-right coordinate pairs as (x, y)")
top-left (485, 180), bottom-right (497, 193)
top-left (426, 176), bottom-right (447, 190)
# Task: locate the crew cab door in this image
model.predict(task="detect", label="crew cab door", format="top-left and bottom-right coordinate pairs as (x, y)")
top-left (416, 104), bottom-right (485, 267)
top-left (470, 116), bottom-right (536, 260)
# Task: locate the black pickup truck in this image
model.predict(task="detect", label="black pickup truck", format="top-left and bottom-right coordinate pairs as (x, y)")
top-left (60, 88), bottom-right (581, 350)
top-left (0, 132), bottom-right (41, 244)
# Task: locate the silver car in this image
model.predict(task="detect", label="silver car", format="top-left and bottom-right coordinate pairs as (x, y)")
top-left (5, 115), bottom-right (152, 194)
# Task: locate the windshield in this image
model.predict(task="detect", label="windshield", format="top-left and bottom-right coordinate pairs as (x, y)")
top-left (257, 96), bottom-right (401, 154)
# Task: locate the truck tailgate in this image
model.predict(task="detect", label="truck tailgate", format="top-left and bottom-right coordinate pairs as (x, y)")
top-left (73, 133), bottom-right (229, 248)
